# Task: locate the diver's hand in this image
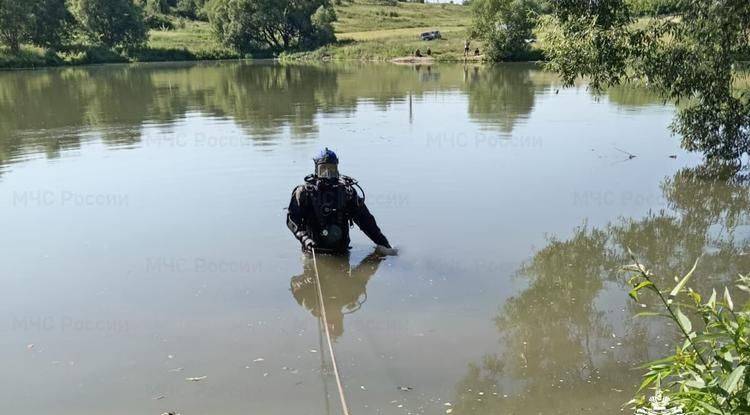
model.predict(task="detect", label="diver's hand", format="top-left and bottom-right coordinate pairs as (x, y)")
top-left (303, 238), bottom-right (316, 250)
top-left (375, 245), bottom-right (399, 256)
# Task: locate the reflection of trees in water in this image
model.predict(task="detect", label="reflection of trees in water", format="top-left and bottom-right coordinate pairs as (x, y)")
top-left (0, 63), bottom-right (344, 172)
top-left (0, 62), bottom-right (671, 176)
top-left (198, 64), bottom-right (342, 139)
top-left (450, 165), bottom-right (750, 414)
top-left (466, 64), bottom-right (540, 135)
top-left (606, 84), bottom-right (665, 109)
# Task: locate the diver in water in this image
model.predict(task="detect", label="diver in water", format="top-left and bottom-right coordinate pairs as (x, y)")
top-left (290, 251), bottom-right (383, 339)
top-left (286, 148), bottom-right (397, 255)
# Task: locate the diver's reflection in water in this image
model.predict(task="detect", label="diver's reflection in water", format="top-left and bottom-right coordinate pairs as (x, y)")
top-left (290, 250), bottom-right (384, 340)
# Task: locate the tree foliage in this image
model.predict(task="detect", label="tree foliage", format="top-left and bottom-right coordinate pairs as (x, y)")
top-left (175, 0), bottom-right (209, 20)
top-left (309, 5), bottom-right (337, 48)
top-left (0, 0), bottom-right (35, 52)
top-left (207, 0), bottom-right (337, 53)
top-left (471, 0), bottom-right (540, 61)
top-left (143, 0), bottom-right (170, 15)
top-left (72, 0), bottom-right (149, 49)
top-left (0, 0), bottom-right (71, 52)
top-left (31, 0), bottom-right (74, 49)
top-left (542, 0), bottom-right (750, 163)
top-left (625, 0), bottom-right (682, 16)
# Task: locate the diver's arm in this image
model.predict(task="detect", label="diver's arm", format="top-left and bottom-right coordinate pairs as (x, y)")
top-left (287, 186), bottom-right (315, 248)
top-left (352, 197), bottom-right (391, 248)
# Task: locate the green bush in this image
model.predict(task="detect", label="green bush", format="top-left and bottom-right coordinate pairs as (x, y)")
top-left (174, 0), bottom-right (208, 20)
top-left (626, 258), bottom-right (750, 414)
top-left (71, 0), bottom-right (149, 49)
top-left (307, 5), bottom-right (337, 48)
top-left (128, 47), bottom-right (195, 61)
top-left (0, 0), bottom-right (71, 52)
top-left (471, 0), bottom-right (540, 61)
top-left (626, 0), bottom-right (683, 16)
top-left (0, 46), bottom-right (62, 68)
top-left (31, 0), bottom-right (74, 49)
top-left (144, 0), bottom-right (170, 15)
top-left (208, 0), bottom-right (336, 53)
top-left (375, 10), bottom-right (399, 17)
top-left (144, 13), bottom-right (175, 30)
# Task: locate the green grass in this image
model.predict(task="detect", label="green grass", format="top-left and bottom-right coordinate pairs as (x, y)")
top-left (0, 45), bottom-right (61, 69)
top-left (284, 27), bottom-right (479, 62)
top-left (334, 0), bottom-right (471, 33)
top-left (146, 19), bottom-right (239, 60)
top-left (284, 0), bottom-right (479, 62)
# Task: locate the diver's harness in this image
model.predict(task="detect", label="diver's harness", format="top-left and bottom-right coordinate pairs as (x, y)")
top-left (303, 174), bottom-right (365, 201)
top-left (302, 175), bottom-right (365, 248)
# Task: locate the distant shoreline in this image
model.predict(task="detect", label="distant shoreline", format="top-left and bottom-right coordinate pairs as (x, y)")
top-left (0, 52), bottom-right (537, 72)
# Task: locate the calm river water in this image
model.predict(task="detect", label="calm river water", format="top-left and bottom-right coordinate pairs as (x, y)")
top-left (1, 61), bottom-right (748, 415)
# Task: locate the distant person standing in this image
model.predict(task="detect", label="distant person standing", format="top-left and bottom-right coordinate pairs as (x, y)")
top-left (464, 40), bottom-right (470, 57)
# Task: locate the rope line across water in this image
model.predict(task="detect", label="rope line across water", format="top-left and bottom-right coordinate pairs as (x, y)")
top-left (311, 247), bottom-right (352, 415)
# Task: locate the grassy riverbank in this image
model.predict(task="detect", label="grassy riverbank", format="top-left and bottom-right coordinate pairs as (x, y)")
top-left (0, 1), bottom-right (490, 69)
top-left (287, 0), bottom-right (478, 62)
top-left (0, 19), bottom-right (239, 69)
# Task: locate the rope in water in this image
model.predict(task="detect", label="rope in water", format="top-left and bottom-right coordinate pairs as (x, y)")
top-left (311, 247), bottom-right (352, 415)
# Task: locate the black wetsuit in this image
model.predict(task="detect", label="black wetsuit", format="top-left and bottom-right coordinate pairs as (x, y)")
top-left (286, 175), bottom-right (390, 253)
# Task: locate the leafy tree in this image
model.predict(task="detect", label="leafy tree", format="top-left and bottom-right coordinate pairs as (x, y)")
top-left (625, 0), bottom-right (682, 16)
top-left (175, 0), bottom-right (208, 19)
top-left (72, 0), bottom-right (149, 49)
top-left (307, 5), bottom-right (337, 48)
top-left (0, 0), bottom-right (36, 53)
top-left (30, 0), bottom-right (74, 49)
top-left (470, 0), bottom-right (540, 61)
top-left (144, 0), bottom-right (169, 14)
top-left (541, 0), bottom-right (750, 163)
top-left (0, 0), bottom-right (70, 52)
top-left (207, 0), bottom-right (336, 53)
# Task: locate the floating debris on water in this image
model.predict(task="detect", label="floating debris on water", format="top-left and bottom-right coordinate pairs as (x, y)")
top-left (360, 385), bottom-right (366, 391)
top-left (446, 409), bottom-right (453, 414)
top-left (153, 395), bottom-right (165, 400)
top-left (253, 358), bottom-right (265, 362)
top-left (397, 386), bottom-right (413, 391)
top-left (309, 349), bottom-right (318, 353)
top-left (186, 376), bottom-right (207, 382)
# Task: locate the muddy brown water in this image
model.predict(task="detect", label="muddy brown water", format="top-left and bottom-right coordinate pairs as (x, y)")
top-left (1, 61), bottom-right (747, 415)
